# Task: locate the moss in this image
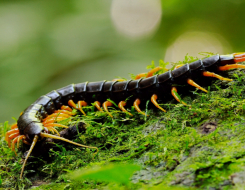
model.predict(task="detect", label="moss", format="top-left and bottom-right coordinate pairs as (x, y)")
top-left (1, 56), bottom-right (245, 189)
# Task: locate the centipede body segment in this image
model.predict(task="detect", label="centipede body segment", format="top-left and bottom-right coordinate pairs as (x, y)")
top-left (5, 52), bottom-right (245, 179)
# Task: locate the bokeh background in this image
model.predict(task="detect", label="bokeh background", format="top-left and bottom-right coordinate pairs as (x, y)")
top-left (0, 0), bottom-right (245, 123)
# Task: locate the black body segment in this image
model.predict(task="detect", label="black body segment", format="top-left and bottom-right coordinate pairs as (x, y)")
top-left (46, 90), bottom-right (62, 109)
top-left (202, 55), bottom-right (220, 71)
top-left (171, 64), bottom-right (190, 84)
top-left (17, 54), bottom-right (237, 138)
top-left (56, 84), bottom-right (76, 105)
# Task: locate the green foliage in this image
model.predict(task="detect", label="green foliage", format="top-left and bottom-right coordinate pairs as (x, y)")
top-left (70, 163), bottom-right (141, 185)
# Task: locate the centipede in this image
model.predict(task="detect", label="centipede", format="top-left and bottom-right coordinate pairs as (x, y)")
top-left (5, 52), bottom-right (245, 179)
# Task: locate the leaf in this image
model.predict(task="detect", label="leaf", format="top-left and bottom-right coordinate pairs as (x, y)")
top-left (70, 163), bottom-right (141, 184)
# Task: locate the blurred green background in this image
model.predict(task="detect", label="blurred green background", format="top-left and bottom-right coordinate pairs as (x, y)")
top-left (0, 0), bottom-right (245, 123)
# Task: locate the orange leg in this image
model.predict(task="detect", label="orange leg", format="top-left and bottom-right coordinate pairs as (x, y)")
top-left (133, 99), bottom-right (147, 116)
top-left (102, 101), bottom-right (113, 118)
top-left (171, 87), bottom-right (187, 106)
top-left (54, 109), bottom-right (73, 115)
top-left (146, 66), bottom-right (163, 78)
top-left (43, 117), bottom-right (69, 125)
top-left (68, 100), bottom-right (87, 116)
top-left (44, 112), bottom-right (71, 120)
top-left (135, 66), bottom-right (164, 80)
top-left (61, 105), bottom-right (73, 112)
top-left (44, 123), bottom-right (69, 129)
top-left (94, 101), bottom-right (103, 112)
top-left (118, 101), bottom-right (133, 116)
top-left (78, 101), bottom-right (88, 116)
top-left (218, 64), bottom-right (245, 71)
top-left (234, 52), bottom-right (245, 62)
top-left (5, 128), bottom-right (19, 141)
top-left (8, 132), bottom-right (20, 148)
top-left (187, 79), bottom-right (208, 93)
top-left (151, 94), bottom-right (166, 113)
top-left (17, 135), bottom-right (25, 148)
top-left (23, 139), bottom-right (31, 145)
top-left (11, 123), bottom-right (18, 129)
top-left (43, 114), bottom-right (70, 122)
top-left (202, 71), bottom-right (232, 81)
top-left (11, 136), bottom-right (20, 154)
top-left (135, 73), bottom-right (147, 80)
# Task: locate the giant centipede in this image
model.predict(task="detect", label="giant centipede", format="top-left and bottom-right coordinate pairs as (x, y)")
top-left (5, 52), bottom-right (245, 179)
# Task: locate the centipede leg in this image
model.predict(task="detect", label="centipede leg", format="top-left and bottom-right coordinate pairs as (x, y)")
top-left (16, 135), bottom-right (25, 148)
top-left (68, 100), bottom-right (87, 116)
top-left (11, 123), bottom-right (18, 129)
top-left (133, 99), bottom-right (147, 116)
top-left (43, 117), bottom-right (70, 125)
top-left (135, 66), bottom-right (165, 80)
top-left (135, 73), bottom-right (147, 80)
top-left (118, 101), bottom-right (133, 116)
top-left (11, 136), bottom-right (20, 155)
top-left (44, 123), bottom-right (69, 129)
top-left (5, 128), bottom-right (19, 141)
top-left (202, 71), bottom-right (233, 81)
top-left (233, 52), bottom-right (245, 62)
top-left (60, 105), bottom-right (73, 112)
top-left (171, 87), bottom-right (187, 106)
top-left (94, 101), bottom-right (103, 112)
top-left (102, 101), bottom-right (113, 118)
top-left (146, 66), bottom-right (163, 78)
top-left (187, 79), bottom-right (208, 93)
top-left (151, 94), bottom-right (166, 112)
top-left (218, 64), bottom-right (245, 71)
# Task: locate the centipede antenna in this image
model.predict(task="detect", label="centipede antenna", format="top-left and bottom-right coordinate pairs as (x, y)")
top-left (187, 79), bottom-right (208, 93)
top-left (218, 64), bottom-right (245, 71)
top-left (40, 132), bottom-right (99, 156)
top-left (133, 99), bottom-right (147, 116)
top-left (102, 101), bottom-right (113, 118)
top-left (151, 94), bottom-right (166, 113)
top-left (118, 101), bottom-right (133, 116)
top-left (20, 135), bottom-right (38, 179)
top-left (202, 71), bottom-right (233, 81)
top-left (171, 87), bottom-right (188, 106)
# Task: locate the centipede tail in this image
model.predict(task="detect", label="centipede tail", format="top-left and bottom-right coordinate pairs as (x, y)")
top-left (5, 52), bottom-right (245, 179)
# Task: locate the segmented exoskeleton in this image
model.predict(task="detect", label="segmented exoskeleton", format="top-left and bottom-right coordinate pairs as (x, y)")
top-left (5, 53), bottom-right (245, 179)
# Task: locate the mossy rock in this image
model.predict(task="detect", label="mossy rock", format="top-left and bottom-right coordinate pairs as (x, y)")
top-left (1, 66), bottom-right (245, 190)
